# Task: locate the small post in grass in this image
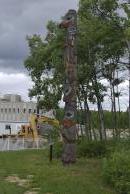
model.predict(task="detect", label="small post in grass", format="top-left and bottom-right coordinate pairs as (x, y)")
top-left (49, 143), bottom-right (53, 162)
top-left (49, 135), bottom-right (53, 162)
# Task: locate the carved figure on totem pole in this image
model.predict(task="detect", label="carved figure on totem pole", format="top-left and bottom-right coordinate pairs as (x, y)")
top-left (60, 10), bottom-right (77, 165)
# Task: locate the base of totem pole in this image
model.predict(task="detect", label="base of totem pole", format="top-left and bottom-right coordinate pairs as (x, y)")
top-left (61, 143), bottom-right (76, 165)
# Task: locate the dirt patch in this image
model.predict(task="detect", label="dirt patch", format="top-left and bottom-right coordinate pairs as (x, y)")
top-left (32, 188), bottom-right (40, 191)
top-left (27, 175), bottom-right (34, 179)
top-left (5, 174), bottom-right (33, 188)
top-left (5, 175), bottom-right (20, 183)
top-left (71, 171), bottom-right (82, 176)
top-left (5, 174), bottom-right (40, 194)
top-left (24, 192), bottom-right (38, 194)
top-left (44, 193), bottom-right (53, 194)
top-left (24, 191), bottom-right (52, 194)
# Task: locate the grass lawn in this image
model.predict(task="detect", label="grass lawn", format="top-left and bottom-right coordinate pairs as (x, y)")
top-left (0, 150), bottom-right (116, 194)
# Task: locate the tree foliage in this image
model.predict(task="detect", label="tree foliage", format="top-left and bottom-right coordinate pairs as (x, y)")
top-left (24, 0), bottom-right (130, 140)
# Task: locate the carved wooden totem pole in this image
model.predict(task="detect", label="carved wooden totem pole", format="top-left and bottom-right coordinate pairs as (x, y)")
top-left (60, 10), bottom-right (77, 165)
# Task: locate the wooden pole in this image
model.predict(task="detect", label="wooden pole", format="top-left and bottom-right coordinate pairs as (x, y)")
top-left (60, 10), bottom-right (77, 165)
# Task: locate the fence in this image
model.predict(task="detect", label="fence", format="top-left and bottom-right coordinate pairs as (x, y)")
top-left (0, 137), bottom-right (48, 151)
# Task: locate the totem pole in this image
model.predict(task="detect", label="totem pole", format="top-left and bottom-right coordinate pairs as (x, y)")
top-left (60, 10), bottom-right (77, 165)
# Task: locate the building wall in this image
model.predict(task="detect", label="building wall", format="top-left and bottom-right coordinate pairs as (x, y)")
top-left (0, 101), bottom-right (37, 122)
top-left (0, 122), bottom-right (28, 135)
top-left (0, 94), bottom-right (37, 135)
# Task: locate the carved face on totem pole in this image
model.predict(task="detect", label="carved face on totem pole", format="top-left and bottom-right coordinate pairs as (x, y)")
top-left (60, 9), bottom-right (77, 30)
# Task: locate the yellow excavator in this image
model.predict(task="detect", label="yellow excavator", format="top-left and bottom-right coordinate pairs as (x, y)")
top-left (18, 113), bottom-right (60, 140)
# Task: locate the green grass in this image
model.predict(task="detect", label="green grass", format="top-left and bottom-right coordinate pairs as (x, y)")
top-left (0, 150), bottom-right (116, 194)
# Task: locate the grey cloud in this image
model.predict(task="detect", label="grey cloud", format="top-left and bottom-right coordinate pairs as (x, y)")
top-left (0, 0), bottom-right (78, 73)
top-left (0, 33), bottom-right (27, 60)
top-left (0, 59), bottom-right (26, 73)
top-left (0, 72), bottom-right (33, 100)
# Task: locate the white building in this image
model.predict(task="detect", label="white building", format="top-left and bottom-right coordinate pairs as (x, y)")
top-left (0, 94), bottom-right (37, 135)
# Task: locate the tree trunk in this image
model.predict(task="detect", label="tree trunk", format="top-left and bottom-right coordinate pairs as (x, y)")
top-left (110, 80), bottom-right (115, 138)
top-left (92, 72), bottom-right (106, 141)
top-left (85, 98), bottom-right (92, 140)
top-left (116, 71), bottom-right (121, 113)
top-left (112, 71), bottom-right (118, 138)
top-left (116, 71), bottom-right (121, 138)
top-left (126, 41), bottom-right (130, 136)
top-left (82, 85), bottom-right (92, 140)
top-left (77, 90), bottom-right (84, 138)
top-left (37, 96), bottom-right (40, 114)
top-left (128, 53), bottom-right (130, 136)
top-left (97, 100), bottom-right (106, 140)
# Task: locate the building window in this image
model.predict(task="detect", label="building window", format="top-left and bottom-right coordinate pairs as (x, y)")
top-left (23, 108), bottom-right (26, 113)
top-left (5, 125), bottom-right (11, 134)
top-left (29, 109), bottom-right (31, 114)
top-left (34, 109), bottom-right (36, 113)
top-left (9, 108), bottom-right (11, 113)
top-left (5, 108), bottom-right (7, 113)
top-left (5, 125), bottom-right (11, 130)
top-left (18, 108), bottom-right (19, 113)
top-left (1, 108), bottom-right (3, 113)
top-left (13, 108), bottom-right (15, 113)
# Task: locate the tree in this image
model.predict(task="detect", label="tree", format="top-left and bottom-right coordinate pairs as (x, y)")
top-left (123, 2), bottom-right (130, 133)
top-left (24, 22), bottom-right (65, 111)
top-left (78, 0), bottom-right (127, 139)
top-left (24, 0), bottom-right (130, 143)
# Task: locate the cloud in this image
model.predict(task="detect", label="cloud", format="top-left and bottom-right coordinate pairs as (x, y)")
top-left (0, 0), bottom-right (78, 100)
top-left (0, 0), bottom-right (128, 110)
top-left (0, 59), bottom-right (26, 73)
top-left (0, 0), bottom-right (78, 73)
top-left (0, 72), bottom-right (33, 100)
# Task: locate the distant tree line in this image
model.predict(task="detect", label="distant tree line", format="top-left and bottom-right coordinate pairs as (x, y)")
top-left (56, 108), bottom-right (129, 129)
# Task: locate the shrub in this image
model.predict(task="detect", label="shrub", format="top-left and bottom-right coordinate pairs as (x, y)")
top-left (53, 140), bottom-right (107, 159)
top-left (77, 140), bottom-right (107, 158)
top-left (103, 150), bottom-right (130, 194)
top-left (53, 141), bottom-right (62, 158)
top-left (53, 139), bottom-right (130, 160)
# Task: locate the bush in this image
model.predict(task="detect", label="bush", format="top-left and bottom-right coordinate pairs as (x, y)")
top-left (53, 140), bottom-right (107, 159)
top-left (103, 150), bottom-right (130, 194)
top-left (53, 141), bottom-right (62, 158)
top-left (77, 140), bottom-right (107, 158)
top-left (53, 139), bottom-right (130, 160)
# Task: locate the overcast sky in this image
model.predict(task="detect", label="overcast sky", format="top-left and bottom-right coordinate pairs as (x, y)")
top-left (0, 0), bottom-right (128, 110)
top-left (0, 0), bottom-right (78, 100)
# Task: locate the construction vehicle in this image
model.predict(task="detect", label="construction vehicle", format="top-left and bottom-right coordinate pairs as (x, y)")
top-left (18, 113), bottom-right (60, 140)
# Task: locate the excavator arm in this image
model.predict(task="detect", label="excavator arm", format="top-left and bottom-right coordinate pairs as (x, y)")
top-left (18, 113), bottom-right (60, 140)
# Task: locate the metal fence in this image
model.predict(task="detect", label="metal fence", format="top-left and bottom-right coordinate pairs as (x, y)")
top-left (0, 137), bottom-right (47, 151)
